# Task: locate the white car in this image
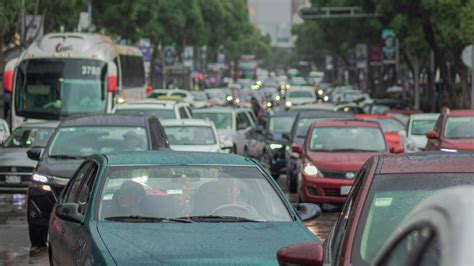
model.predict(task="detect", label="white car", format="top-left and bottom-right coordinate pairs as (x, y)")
top-left (193, 107), bottom-right (255, 154)
top-left (285, 86), bottom-right (316, 107)
top-left (113, 99), bottom-right (193, 120)
top-left (0, 119), bottom-right (10, 143)
top-left (162, 119), bottom-right (221, 152)
top-left (405, 113), bottom-right (440, 152)
top-left (190, 91), bottom-right (209, 109)
top-left (167, 89), bottom-right (195, 106)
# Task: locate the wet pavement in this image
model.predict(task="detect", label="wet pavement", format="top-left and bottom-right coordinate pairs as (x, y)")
top-left (0, 175), bottom-right (339, 265)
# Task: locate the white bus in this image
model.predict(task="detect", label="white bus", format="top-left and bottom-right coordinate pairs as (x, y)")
top-left (3, 33), bottom-right (147, 129)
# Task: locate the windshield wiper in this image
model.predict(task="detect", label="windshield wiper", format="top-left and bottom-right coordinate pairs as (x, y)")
top-left (177, 215), bottom-right (266, 223)
top-left (104, 216), bottom-right (192, 223)
top-left (49, 154), bottom-right (85, 159)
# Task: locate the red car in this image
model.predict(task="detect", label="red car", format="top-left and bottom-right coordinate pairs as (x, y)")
top-left (356, 114), bottom-right (405, 152)
top-left (291, 120), bottom-right (394, 205)
top-left (425, 108), bottom-right (474, 151)
top-left (276, 151), bottom-right (474, 266)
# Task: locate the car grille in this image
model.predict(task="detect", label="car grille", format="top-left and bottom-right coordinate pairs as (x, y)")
top-left (323, 188), bottom-right (341, 197)
top-left (0, 166), bottom-right (35, 184)
top-left (320, 170), bottom-right (357, 179)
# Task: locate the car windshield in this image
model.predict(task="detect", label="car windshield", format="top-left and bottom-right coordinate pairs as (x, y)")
top-left (164, 126), bottom-right (217, 145)
top-left (444, 116), bottom-right (474, 138)
top-left (295, 117), bottom-right (345, 138)
top-left (309, 127), bottom-right (386, 152)
top-left (364, 118), bottom-right (404, 132)
top-left (3, 126), bottom-right (54, 148)
top-left (287, 90), bottom-right (314, 98)
top-left (194, 112), bottom-right (233, 130)
top-left (352, 173), bottom-right (474, 265)
top-left (115, 108), bottom-right (176, 120)
top-left (191, 92), bottom-right (208, 101)
top-left (98, 165), bottom-right (292, 222)
top-left (411, 119), bottom-right (437, 135)
top-left (269, 116), bottom-right (295, 135)
top-left (15, 59), bottom-right (107, 119)
top-left (48, 126), bottom-right (148, 157)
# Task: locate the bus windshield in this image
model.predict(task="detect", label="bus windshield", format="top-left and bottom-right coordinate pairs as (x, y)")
top-left (15, 58), bottom-right (107, 119)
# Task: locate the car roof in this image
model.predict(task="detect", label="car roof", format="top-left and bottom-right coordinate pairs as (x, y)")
top-left (271, 110), bottom-right (301, 117)
top-left (410, 113), bottom-right (440, 120)
top-left (298, 110), bottom-right (355, 119)
top-left (161, 119), bottom-right (212, 127)
top-left (356, 114), bottom-right (391, 119)
top-left (193, 107), bottom-right (238, 114)
top-left (103, 150), bottom-right (255, 166)
top-left (447, 109), bottom-right (474, 116)
top-left (19, 121), bottom-right (60, 128)
top-left (59, 114), bottom-right (148, 127)
top-left (313, 120), bottom-right (380, 128)
top-left (376, 152), bottom-right (474, 174)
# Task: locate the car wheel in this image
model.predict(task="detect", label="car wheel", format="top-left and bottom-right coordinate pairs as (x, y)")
top-left (29, 225), bottom-right (47, 247)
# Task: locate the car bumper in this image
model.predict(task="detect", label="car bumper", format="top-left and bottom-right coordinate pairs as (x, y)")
top-left (301, 175), bottom-right (354, 204)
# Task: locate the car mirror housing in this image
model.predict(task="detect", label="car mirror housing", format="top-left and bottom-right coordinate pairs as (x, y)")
top-left (255, 126), bottom-right (264, 134)
top-left (56, 203), bottom-right (84, 224)
top-left (282, 132), bottom-right (291, 140)
top-left (390, 145), bottom-right (404, 154)
top-left (425, 130), bottom-right (438, 139)
top-left (27, 147), bottom-right (44, 161)
top-left (292, 144), bottom-right (303, 155)
top-left (276, 241), bottom-right (324, 266)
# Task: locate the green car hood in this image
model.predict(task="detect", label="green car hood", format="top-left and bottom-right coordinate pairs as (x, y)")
top-left (97, 221), bottom-right (316, 265)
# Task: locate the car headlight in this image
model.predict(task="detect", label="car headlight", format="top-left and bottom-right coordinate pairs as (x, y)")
top-left (323, 96), bottom-right (329, 102)
top-left (303, 161), bottom-right (319, 176)
top-left (266, 102), bottom-right (272, 108)
top-left (226, 95), bottom-right (233, 101)
top-left (32, 173), bottom-right (49, 183)
top-left (317, 89), bottom-right (323, 95)
top-left (285, 101), bottom-right (292, 107)
top-left (275, 95), bottom-right (281, 101)
top-left (270, 143), bottom-right (283, 150)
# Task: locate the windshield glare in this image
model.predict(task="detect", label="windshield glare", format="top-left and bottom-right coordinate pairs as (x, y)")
top-left (98, 166), bottom-right (292, 222)
top-left (269, 116), bottom-right (295, 135)
top-left (115, 109), bottom-right (176, 120)
top-left (444, 116), bottom-right (474, 138)
top-left (309, 127), bottom-right (386, 152)
top-left (194, 112), bottom-right (233, 130)
top-left (352, 173), bottom-right (474, 265)
top-left (48, 127), bottom-right (148, 157)
top-left (3, 127), bottom-right (54, 148)
top-left (15, 59), bottom-right (107, 118)
top-left (164, 126), bottom-right (216, 145)
top-left (411, 119), bottom-right (437, 135)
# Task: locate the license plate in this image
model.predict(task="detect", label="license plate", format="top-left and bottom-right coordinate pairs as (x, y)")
top-left (6, 175), bottom-right (22, 184)
top-left (340, 186), bottom-right (351, 195)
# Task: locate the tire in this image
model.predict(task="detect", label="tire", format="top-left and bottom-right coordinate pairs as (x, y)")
top-left (29, 225), bottom-right (47, 247)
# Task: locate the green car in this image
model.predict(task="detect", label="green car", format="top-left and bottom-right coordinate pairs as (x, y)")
top-left (48, 151), bottom-right (320, 265)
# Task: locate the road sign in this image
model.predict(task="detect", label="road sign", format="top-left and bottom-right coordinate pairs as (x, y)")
top-left (462, 45), bottom-right (474, 108)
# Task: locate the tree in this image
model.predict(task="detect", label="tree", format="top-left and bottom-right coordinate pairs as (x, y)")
top-left (0, 0), bottom-right (21, 67)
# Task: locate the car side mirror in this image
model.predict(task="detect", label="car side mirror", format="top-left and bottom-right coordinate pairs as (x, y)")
top-left (296, 203), bottom-right (321, 221)
top-left (27, 147), bottom-right (44, 161)
top-left (55, 203), bottom-right (83, 224)
top-left (276, 241), bottom-right (324, 266)
top-left (292, 144), bottom-right (303, 155)
top-left (282, 132), bottom-right (291, 140)
top-left (255, 126), bottom-right (264, 134)
top-left (425, 130), bottom-right (438, 139)
top-left (390, 145), bottom-right (404, 154)
top-left (398, 129), bottom-right (407, 137)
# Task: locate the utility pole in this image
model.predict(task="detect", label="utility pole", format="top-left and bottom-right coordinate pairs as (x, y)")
top-left (88, 0), bottom-right (92, 33)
